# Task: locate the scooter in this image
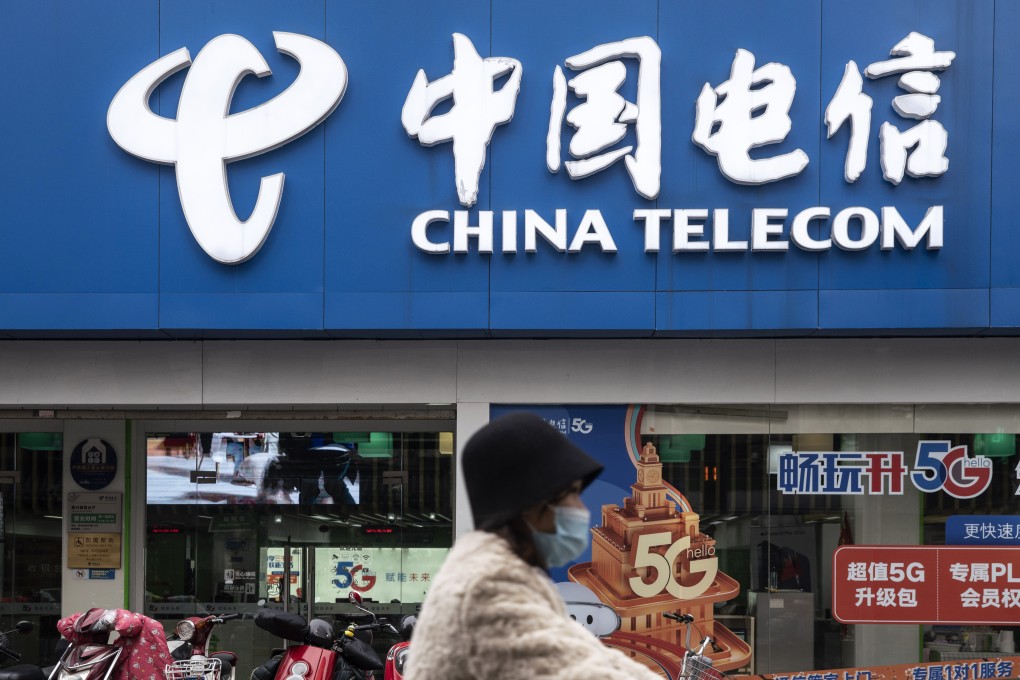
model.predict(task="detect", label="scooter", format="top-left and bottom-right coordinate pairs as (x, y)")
top-left (251, 594), bottom-right (406, 680)
top-left (382, 640), bottom-right (410, 680)
top-left (0, 621), bottom-right (46, 680)
top-left (339, 596), bottom-right (414, 680)
top-left (381, 612), bottom-right (414, 680)
top-left (48, 609), bottom-right (123, 680)
top-left (166, 612), bottom-right (242, 680)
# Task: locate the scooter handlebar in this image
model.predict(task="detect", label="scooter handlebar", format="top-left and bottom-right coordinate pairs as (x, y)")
top-left (349, 622), bottom-right (400, 635)
top-left (0, 646), bottom-right (21, 662)
top-left (663, 612), bottom-right (694, 624)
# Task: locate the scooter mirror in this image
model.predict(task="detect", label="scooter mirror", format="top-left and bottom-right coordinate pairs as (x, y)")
top-left (397, 615), bottom-right (416, 640)
top-left (257, 599), bottom-right (267, 608)
top-left (15, 621), bottom-right (33, 634)
top-left (348, 592), bottom-right (363, 606)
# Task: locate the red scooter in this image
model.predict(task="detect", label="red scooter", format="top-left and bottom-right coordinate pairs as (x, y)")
top-left (49, 609), bottom-right (126, 680)
top-left (382, 640), bottom-right (410, 680)
top-left (381, 613), bottom-right (414, 680)
top-left (166, 612), bottom-right (242, 680)
top-left (252, 594), bottom-right (409, 680)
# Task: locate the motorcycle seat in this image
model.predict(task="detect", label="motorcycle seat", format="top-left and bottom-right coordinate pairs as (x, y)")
top-left (0, 665), bottom-right (46, 680)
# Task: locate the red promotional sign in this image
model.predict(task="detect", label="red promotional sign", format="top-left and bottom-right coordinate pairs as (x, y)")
top-left (730, 656), bottom-right (1020, 680)
top-left (833, 545), bottom-right (1020, 625)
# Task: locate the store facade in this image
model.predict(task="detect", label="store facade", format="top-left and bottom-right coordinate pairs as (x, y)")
top-left (1, 0), bottom-right (1019, 678)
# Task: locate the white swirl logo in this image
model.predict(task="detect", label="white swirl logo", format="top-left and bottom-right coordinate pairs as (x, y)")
top-left (108, 32), bottom-right (347, 264)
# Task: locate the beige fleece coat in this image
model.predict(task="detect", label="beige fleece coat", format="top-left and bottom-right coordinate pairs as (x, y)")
top-left (404, 531), bottom-right (665, 680)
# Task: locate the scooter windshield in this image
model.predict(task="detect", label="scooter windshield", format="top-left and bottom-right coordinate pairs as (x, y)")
top-left (54, 645), bottom-right (121, 680)
top-left (64, 645), bottom-right (119, 670)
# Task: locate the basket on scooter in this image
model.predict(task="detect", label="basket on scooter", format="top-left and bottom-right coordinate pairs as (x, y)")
top-left (165, 658), bottom-right (221, 680)
top-left (681, 654), bottom-right (725, 680)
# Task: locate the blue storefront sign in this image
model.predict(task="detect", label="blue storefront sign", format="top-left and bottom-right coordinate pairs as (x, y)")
top-left (0, 0), bottom-right (1016, 336)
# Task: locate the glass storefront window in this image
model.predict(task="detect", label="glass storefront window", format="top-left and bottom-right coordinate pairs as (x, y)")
top-left (493, 404), bottom-right (1018, 678)
top-left (639, 404), bottom-right (1020, 674)
top-left (144, 428), bottom-right (453, 679)
top-left (0, 432), bottom-right (64, 666)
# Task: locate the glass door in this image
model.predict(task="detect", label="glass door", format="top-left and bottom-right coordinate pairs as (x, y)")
top-left (288, 430), bottom-right (454, 664)
top-left (144, 425), bottom-right (454, 680)
top-left (0, 432), bottom-right (64, 667)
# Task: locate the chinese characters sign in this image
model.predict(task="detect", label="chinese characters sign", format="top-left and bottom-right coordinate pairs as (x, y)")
top-left (67, 533), bottom-right (122, 569)
top-left (947, 516), bottom-right (1020, 546)
top-left (405, 32), bottom-right (948, 256)
top-left (2, 0), bottom-right (1009, 338)
top-left (733, 659), bottom-right (1019, 680)
top-left (110, 29), bottom-right (953, 263)
top-left (405, 32), bottom-right (953, 202)
top-left (69, 439), bottom-right (117, 490)
top-left (833, 546), bottom-right (1020, 625)
top-left (67, 492), bottom-right (122, 532)
top-left (777, 441), bottom-right (992, 499)
top-left (66, 491), bottom-right (122, 570)
top-left (313, 546), bottom-right (449, 604)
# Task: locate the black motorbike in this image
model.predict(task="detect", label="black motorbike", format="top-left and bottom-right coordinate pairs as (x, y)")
top-left (0, 621), bottom-right (46, 680)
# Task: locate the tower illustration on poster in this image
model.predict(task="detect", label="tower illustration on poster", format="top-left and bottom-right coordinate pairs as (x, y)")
top-left (568, 438), bottom-right (751, 672)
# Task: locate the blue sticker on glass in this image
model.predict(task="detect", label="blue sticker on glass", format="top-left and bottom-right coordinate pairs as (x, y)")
top-left (69, 439), bottom-right (118, 490)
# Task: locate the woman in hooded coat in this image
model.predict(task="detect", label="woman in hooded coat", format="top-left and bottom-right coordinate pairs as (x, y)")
top-left (404, 412), bottom-right (667, 680)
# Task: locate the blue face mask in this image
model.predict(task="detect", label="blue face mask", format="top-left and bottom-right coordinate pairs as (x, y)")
top-left (530, 504), bottom-right (591, 568)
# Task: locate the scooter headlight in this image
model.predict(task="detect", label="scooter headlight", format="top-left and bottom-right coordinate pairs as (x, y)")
top-left (284, 661), bottom-right (310, 680)
top-left (394, 648), bottom-right (410, 674)
top-left (175, 620), bottom-right (196, 641)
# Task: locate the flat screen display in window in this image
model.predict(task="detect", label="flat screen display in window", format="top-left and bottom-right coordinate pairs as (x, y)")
top-left (146, 432), bottom-right (364, 505)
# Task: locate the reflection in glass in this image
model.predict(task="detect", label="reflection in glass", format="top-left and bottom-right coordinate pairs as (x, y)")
top-left (145, 429), bottom-right (453, 680)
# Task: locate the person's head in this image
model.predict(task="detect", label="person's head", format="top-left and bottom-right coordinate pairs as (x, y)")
top-left (461, 412), bottom-right (603, 569)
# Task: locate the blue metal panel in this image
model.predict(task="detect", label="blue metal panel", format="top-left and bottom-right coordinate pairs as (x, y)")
top-left (657, 0), bottom-right (822, 303)
top-left (819, 289), bottom-right (988, 330)
top-left (0, 0), bottom-right (159, 329)
top-left (0, 293), bottom-right (157, 331)
top-left (990, 288), bottom-right (1020, 330)
top-left (488, 0), bottom-right (657, 302)
top-left (657, 290), bottom-right (819, 333)
top-left (325, 291), bottom-right (490, 333)
top-left (160, 292), bottom-right (324, 331)
top-left (156, 0), bottom-right (327, 330)
top-left (490, 292), bottom-right (654, 332)
top-left (819, 0), bottom-right (994, 299)
top-left (990, 0), bottom-right (1020, 326)
top-left (322, 0), bottom-right (491, 332)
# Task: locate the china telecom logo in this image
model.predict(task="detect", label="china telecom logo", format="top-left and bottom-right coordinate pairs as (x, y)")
top-left (107, 32), bottom-right (347, 264)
